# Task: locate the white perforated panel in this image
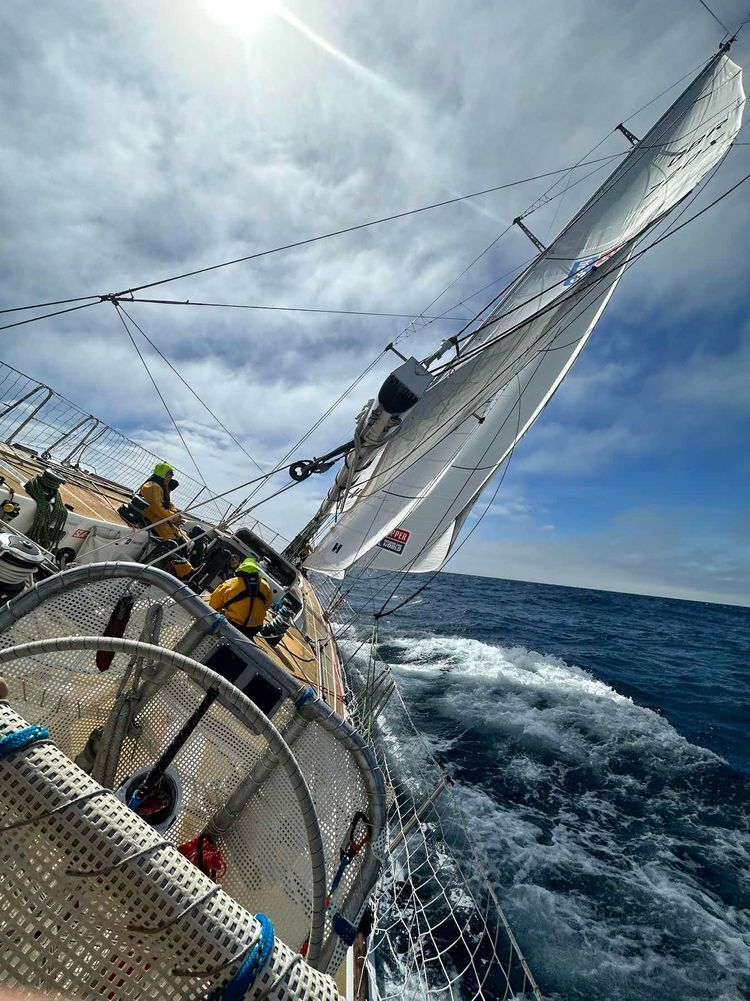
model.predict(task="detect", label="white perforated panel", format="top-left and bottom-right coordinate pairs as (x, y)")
top-left (0, 702), bottom-right (342, 1001)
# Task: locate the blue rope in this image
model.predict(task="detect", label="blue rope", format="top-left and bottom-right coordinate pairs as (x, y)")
top-left (295, 686), bottom-right (315, 709)
top-left (209, 614), bottom-right (227, 634)
top-left (0, 724), bottom-right (49, 760)
top-left (127, 787), bottom-right (146, 811)
top-left (329, 854), bottom-right (350, 898)
top-left (210, 913), bottom-right (274, 1001)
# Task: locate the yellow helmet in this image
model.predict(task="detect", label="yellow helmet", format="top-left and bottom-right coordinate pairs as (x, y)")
top-left (237, 557), bottom-right (262, 576)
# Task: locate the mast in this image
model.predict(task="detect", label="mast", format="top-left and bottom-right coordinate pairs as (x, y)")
top-left (283, 354), bottom-right (433, 561)
top-left (292, 49), bottom-right (745, 576)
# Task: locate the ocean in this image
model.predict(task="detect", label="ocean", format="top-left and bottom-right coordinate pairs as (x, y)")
top-left (339, 571), bottom-right (750, 1001)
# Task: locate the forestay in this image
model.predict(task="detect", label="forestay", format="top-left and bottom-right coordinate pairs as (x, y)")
top-left (305, 52), bottom-right (745, 576)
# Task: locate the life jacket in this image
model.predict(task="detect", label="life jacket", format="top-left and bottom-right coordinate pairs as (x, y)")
top-left (219, 571), bottom-right (270, 628)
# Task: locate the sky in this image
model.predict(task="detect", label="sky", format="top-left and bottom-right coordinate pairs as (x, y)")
top-left (0, 0), bottom-right (748, 606)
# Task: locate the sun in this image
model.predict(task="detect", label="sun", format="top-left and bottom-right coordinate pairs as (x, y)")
top-left (203, 0), bottom-right (282, 33)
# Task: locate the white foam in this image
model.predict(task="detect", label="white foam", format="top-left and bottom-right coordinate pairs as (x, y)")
top-left (372, 631), bottom-right (750, 1001)
top-left (385, 633), bottom-right (725, 767)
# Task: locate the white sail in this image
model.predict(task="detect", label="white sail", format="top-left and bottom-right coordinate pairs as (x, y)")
top-left (360, 251), bottom-right (628, 572)
top-left (306, 53), bottom-right (745, 576)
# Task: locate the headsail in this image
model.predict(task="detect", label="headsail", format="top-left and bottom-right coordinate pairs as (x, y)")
top-left (305, 52), bottom-right (745, 576)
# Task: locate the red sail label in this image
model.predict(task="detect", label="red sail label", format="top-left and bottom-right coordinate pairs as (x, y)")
top-left (377, 528), bottom-right (410, 554)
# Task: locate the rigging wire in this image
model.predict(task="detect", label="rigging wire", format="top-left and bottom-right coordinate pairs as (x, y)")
top-left (0, 57), bottom-right (737, 336)
top-left (71, 458), bottom-right (293, 566)
top-left (390, 153), bottom-right (623, 347)
top-left (398, 74), bottom-right (744, 365)
top-left (233, 254), bottom-right (536, 514)
top-left (395, 255), bottom-right (535, 343)
top-left (0, 155), bottom-right (634, 330)
top-left (696, 0), bottom-right (731, 35)
top-left (300, 94), bottom-right (748, 596)
top-left (324, 164), bottom-right (750, 622)
top-left (330, 255), bottom-right (622, 628)
top-left (1, 47), bottom-right (743, 566)
top-left (517, 55), bottom-right (715, 222)
top-left (74, 138), bottom-right (750, 570)
top-left (112, 303), bottom-right (210, 490)
top-left (438, 163), bottom-right (750, 372)
top-left (173, 91), bottom-right (750, 549)
top-left (0, 299), bottom-right (100, 333)
top-left (122, 298), bottom-right (471, 321)
top-left (108, 159), bottom-right (634, 299)
top-left (364, 152), bottom-right (731, 619)
top-left (232, 350), bottom-right (388, 513)
top-left (116, 303), bottom-right (265, 474)
top-left (387, 54), bottom-right (725, 358)
top-left (0, 294), bottom-right (100, 315)
top-left (334, 164), bottom-right (750, 522)
top-left (403, 223), bottom-right (515, 322)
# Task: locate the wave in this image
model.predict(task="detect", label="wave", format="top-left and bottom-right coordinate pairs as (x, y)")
top-left (377, 632), bottom-right (750, 1001)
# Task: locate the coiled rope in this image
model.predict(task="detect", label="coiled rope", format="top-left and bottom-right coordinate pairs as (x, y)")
top-left (25, 473), bottom-right (68, 550)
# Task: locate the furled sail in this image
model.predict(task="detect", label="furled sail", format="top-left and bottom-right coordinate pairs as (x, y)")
top-left (305, 52), bottom-right (745, 576)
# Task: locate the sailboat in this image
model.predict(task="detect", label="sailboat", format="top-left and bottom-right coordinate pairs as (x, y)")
top-left (0, 36), bottom-right (744, 1001)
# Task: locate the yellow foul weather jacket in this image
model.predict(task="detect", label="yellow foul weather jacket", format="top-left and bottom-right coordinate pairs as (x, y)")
top-left (138, 477), bottom-right (182, 541)
top-left (209, 574), bottom-right (273, 630)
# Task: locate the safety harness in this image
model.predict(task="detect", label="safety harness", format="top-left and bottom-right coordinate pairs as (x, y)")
top-left (218, 571), bottom-right (269, 628)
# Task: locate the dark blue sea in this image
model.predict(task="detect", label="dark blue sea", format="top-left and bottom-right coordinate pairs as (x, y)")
top-left (339, 572), bottom-right (750, 1001)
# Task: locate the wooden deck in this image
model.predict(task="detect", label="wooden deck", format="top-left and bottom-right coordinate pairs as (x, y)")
top-left (0, 441), bottom-right (131, 524)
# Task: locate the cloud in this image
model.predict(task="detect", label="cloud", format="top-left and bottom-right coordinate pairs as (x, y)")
top-left (0, 0), bottom-right (748, 602)
top-left (454, 504), bottom-right (750, 607)
top-left (657, 328), bottom-right (750, 414)
top-left (516, 422), bottom-right (642, 477)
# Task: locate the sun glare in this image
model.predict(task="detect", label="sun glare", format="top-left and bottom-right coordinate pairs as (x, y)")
top-left (204, 0), bottom-right (281, 33)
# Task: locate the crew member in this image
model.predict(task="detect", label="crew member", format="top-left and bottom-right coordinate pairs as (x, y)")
top-left (138, 461), bottom-right (193, 578)
top-left (208, 557), bottom-right (273, 639)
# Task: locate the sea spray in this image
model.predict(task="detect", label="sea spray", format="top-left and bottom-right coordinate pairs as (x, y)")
top-left (338, 571), bottom-right (750, 1001)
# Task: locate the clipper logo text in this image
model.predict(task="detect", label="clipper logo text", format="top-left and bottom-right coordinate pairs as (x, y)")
top-left (378, 528), bottom-right (410, 554)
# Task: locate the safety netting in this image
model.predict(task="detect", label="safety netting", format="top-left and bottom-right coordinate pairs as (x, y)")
top-left (0, 359), bottom-right (287, 544)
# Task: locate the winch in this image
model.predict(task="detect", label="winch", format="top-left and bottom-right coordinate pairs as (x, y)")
top-left (0, 532), bottom-right (46, 599)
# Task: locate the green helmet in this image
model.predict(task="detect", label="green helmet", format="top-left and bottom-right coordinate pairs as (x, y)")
top-left (237, 557), bottom-right (262, 576)
top-left (153, 461), bottom-right (174, 478)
